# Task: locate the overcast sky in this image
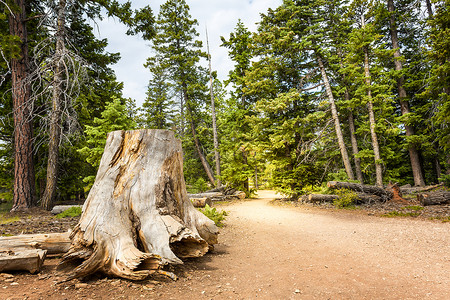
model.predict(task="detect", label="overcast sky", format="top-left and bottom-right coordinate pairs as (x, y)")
top-left (93, 0), bottom-right (282, 107)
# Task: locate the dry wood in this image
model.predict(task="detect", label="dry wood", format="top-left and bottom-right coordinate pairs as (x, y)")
top-left (400, 183), bottom-right (444, 195)
top-left (327, 181), bottom-right (392, 201)
top-left (387, 183), bottom-right (409, 204)
top-left (190, 198), bottom-right (212, 208)
top-left (0, 249), bottom-right (47, 274)
top-left (0, 232), bottom-right (71, 255)
top-left (418, 191), bottom-right (450, 206)
top-left (61, 130), bottom-right (219, 281)
top-left (188, 192), bottom-right (223, 199)
top-left (304, 194), bottom-right (339, 203)
top-left (51, 205), bottom-right (83, 215)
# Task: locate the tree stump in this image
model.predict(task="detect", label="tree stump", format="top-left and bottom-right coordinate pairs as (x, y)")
top-left (418, 191), bottom-right (450, 206)
top-left (61, 130), bottom-right (219, 280)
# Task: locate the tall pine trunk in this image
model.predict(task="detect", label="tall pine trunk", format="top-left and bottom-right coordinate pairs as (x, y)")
top-left (183, 88), bottom-right (215, 186)
top-left (9, 0), bottom-right (36, 211)
top-left (316, 55), bottom-right (355, 181)
top-left (388, 0), bottom-right (425, 186)
top-left (348, 108), bottom-right (364, 184)
top-left (363, 46), bottom-right (383, 186)
top-left (206, 29), bottom-right (221, 187)
top-left (42, 0), bottom-right (66, 210)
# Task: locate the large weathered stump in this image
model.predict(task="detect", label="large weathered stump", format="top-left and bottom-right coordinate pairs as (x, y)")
top-left (62, 130), bottom-right (219, 280)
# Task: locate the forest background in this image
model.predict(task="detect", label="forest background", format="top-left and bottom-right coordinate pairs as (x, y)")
top-left (0, 0), bottom-right (449, 211)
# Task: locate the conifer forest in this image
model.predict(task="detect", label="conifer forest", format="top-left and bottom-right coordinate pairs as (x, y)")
top-left (1, 0), bottom-right (449, 211)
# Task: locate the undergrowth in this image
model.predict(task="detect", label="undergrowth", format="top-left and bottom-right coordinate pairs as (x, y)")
top-left (199, 204), bottom-right (228, 227)
top-left (0, 215), bottom-right (20, 225)
top-left (333, 188), bottom-right (358, 209)
top-left (382, 211), bottom-right (420, 218)
top-left (55, 206), bottom-right (82, 219)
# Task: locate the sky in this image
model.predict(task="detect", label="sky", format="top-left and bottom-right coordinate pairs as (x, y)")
top-left (93, 0), bottom-right (282, 107)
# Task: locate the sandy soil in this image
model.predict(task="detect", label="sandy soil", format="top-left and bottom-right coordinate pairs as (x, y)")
top-left (1, 190), bottom-right (449, 299)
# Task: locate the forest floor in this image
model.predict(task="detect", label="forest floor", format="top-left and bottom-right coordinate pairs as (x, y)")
top-left (1, 190), bottom-right (449, 299)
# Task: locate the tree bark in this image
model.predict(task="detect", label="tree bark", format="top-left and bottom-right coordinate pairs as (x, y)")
top-left (418, 191), bottom-right (450, 206)
top-left (317, 55), bottom-right (355, 181)
top-left (9, 0), bottom-right (36, 211)
top-left (206, 28), bottom-right (221, 187)
top-left (387, 0), bottom-right (425, 186)
top-left (41, 0), bottom-right (66, 210)
top-left (61, 130), bottom-right (218, 281)
top-left (425, 0), bottom-right (433, 17)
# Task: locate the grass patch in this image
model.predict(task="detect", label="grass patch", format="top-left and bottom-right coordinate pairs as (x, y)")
top-left (403, 205), bottom-right (424, 211)
top-left (198, 204), bottom-right (228, 227)
top-left (55, 206), bottom-right (82, 219)
top-left (0, 215), bottom-right (20, 225)
top-left (382, 211), bottom-right (420, 218)
top-left (429, 216), bottom-right (450, 223)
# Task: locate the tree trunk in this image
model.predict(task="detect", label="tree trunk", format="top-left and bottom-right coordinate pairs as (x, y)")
top-left (206, 28), bottom-right (221, 187)
top-left (9, 0), bottom-right (36, 211)
top-left (184, 92), bottom-right (216, 186)
top-left (317, 55), bottom-right (355, 181)
top-left (425, 0), bottom-right (433, 17)
top-left (363, 44), bottom-right (383, 186)
top-left (418, 191), bottom-right (450, 206)
top-left (388, 0), bottom-right (425, 186)
top-left (348, 110), bottom-right (364, 183)
top-left (0, 232), bottom-right (70, 255)
top-left (327, 181), bottom-right (393, 201)
top-left (336, 47), bottom-right (364, 184)
top-left (61, 130), bottom-right (219, 281)
top-left (41, 0), bottom-right (66, 210)
top-left (0, 249), bottom-right (47, 274)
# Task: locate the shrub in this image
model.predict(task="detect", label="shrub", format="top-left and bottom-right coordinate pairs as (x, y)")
top-left (333, 188), bottom-right (358, 208)
top-left (55, 206), bottom-right (82, 219)
top-left (199, 204), bottom-right (228, 227)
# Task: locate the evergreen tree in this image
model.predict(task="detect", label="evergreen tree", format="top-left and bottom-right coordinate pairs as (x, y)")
top-left (145, 0), bottom-right (215, 185)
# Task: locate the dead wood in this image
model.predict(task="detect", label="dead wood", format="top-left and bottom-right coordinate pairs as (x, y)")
top-left (190, 197), bottom-right (213, 208)
top-left (61, 130), bottom-right (219, 281)
top-left (327, 181), bottom-right (393, 201)
top-left (417, 191), bottom-right (450, 206)
top-left (0, 232), bottom-right (71, 255)
top-left (0, 249), bottom-right (47, 274)
top-left (400, 183), bottom-right (444, 194)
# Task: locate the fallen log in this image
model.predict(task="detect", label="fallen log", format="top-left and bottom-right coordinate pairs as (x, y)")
top-left (190, 197), bottom-right (212, 208)
top-left (0, 249), bottom-right (47, 274)
top-left (327, 181), bottom-right (392, 201)
top-left (61, 130), bottom-right (219, 281)
top-left (303, 194), bottom-right (339, 203)
top-left (188, 192), bottom-right (223, 199)
top-left (400, 183), bottom-right (444, 194)
top-left (51, 205), bottom-right (83, 215)
top-left (0, 232), bottom-right (71, 255)
top-left (301, 193), bottom-right (382, 204)
top-left (417, 191), bottom-right (450, 206)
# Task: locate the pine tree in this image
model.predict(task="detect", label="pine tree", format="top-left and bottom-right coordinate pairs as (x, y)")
top-left (146, 0), bottom-right (215, 185)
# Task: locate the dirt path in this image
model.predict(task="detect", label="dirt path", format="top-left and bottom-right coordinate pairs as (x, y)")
top-left (1, 190), bottom-right (449, 299)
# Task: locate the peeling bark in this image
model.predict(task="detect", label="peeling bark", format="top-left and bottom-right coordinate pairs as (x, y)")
top-left (61, 130), bottom-right (219, 281)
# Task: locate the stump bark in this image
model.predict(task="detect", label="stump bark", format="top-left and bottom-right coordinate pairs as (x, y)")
top-left (61, 130), bottom-right (219, 280)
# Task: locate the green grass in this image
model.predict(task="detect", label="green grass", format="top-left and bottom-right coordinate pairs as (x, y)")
top-left (55, 206), bottom-right (82, 219)
top-left (403, 205), bottom-right (424, 211)
top-left (0, 215), bottom-right (20, 225)
top-left (382, 211), bottom-right (420, 218)
top-left (429, 216), bottom-right (450, 223)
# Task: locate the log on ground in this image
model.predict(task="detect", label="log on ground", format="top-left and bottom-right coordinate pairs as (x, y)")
top-left (0, 232), bottom-right (71, 255)
top-left (302, 194), bottom-right (339, 203)
top-left (61, 130), bottom-right (219, 281)
top-left (327, 181), bottom-right (392, 201)
top-left (0, 249), bottom-right (47, 274)
top-left (417, 191), bottom-right (450, 206)
top-left (190, 197), bottom-right (212, 208)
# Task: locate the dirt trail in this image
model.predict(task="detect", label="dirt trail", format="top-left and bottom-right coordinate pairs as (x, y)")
top-left (1, 190), bottom-right (449, 299)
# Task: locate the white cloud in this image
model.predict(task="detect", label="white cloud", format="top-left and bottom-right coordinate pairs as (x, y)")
top-left (94, 0), bottom-right (282, 106)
